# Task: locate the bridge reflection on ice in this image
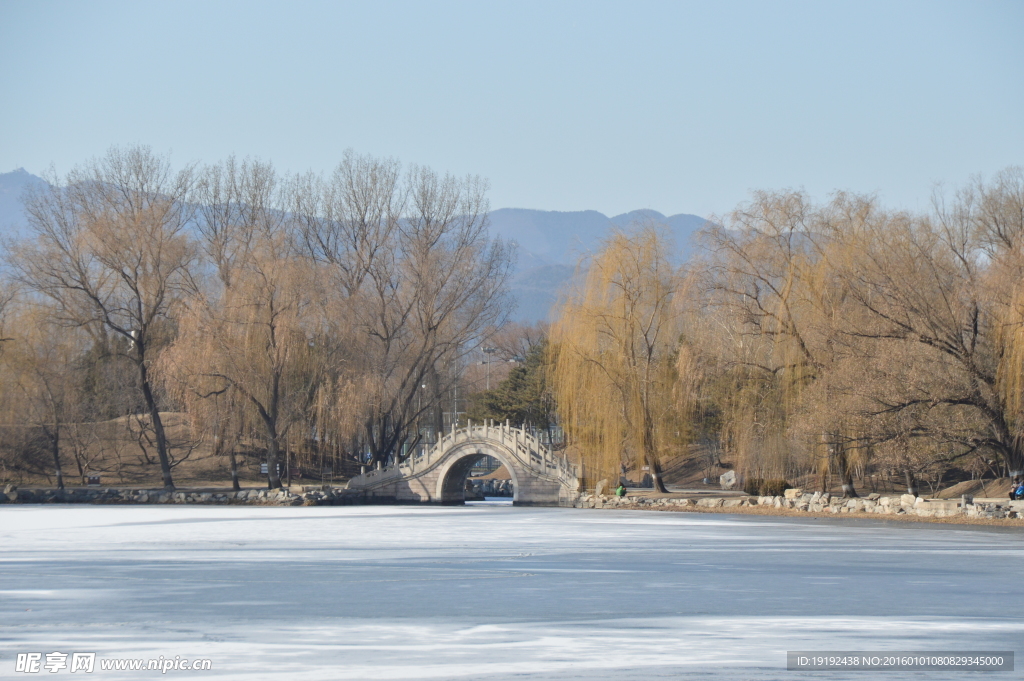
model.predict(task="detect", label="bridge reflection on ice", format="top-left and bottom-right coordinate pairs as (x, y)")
top-left (465, 497), bottom-right (514, 506)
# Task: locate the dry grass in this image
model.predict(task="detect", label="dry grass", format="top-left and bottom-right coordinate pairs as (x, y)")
top-left (645, 447), bottom-right (1014, 499)
top-left (933, 477), bottom-right (1015, 499)
top-left (4, 411), bottom-right (352, 489)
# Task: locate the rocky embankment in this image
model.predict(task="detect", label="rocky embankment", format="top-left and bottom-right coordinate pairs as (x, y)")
top-left (0, 484), bottom-right (362, 506)
top-left (574, 488), bottom-right (1024, 520)
top-left (4, 483), bottom-right (1021, 518)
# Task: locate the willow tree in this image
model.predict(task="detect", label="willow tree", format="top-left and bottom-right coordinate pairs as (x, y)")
top-left (550, 228), bottom-right (681, 493)
top-left (696, 191), bottom-right (872, 496)
top-left (695, 172), bottom-right (1024, 495)
top-left (0, 304), bottom-right (90, 489)
top-left (996, 284), bottom-right (1024, 477)
top-left (161, 157), bottom-right (325, 489)
top-left (972, 167), bottom-right (1024, 477)
top-left (163, 244), bottom-right (324, 488)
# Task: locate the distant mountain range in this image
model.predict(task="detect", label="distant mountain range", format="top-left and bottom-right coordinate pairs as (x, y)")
top-left (490, 207), bottom-right (706, 321)
top-left (0, 169), bottom-right (707, 322)
top-left (490, 207), bottom-right (705, 270)
top-left (0, 168), bottom-right (46, 241)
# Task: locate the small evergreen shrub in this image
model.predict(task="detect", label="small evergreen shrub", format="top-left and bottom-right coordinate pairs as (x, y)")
top-left (761, 479), bottom-right (790, 496)
top-left (743, 478), bottom-right (791, 496)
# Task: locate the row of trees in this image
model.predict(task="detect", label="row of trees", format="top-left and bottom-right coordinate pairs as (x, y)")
top-left (547, 168), bottom-right (1024, 496)
top-left (1, 145), bottom-right (1020, 499)
top-left (0, 146), bottom-right (513, 490)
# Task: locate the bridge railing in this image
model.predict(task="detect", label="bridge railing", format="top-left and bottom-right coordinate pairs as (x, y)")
top-left (413, 421), bottom-right (578, 477)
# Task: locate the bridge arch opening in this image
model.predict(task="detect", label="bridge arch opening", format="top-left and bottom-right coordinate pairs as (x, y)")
top-left (435, 445), bottom-right (520, 505)
top-left (464, 455), bottom-right (514, 501)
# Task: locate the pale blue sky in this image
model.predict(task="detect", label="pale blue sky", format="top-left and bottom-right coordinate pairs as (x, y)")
top-left (1, 0), bottom-right (1021, 217)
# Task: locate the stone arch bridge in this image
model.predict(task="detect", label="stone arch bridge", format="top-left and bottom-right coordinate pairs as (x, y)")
top-left (346, 421), bottom-right (580, 506)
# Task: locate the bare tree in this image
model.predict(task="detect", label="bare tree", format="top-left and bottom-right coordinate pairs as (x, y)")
top-left (489, 321), bottom-right (549, 362)
top-left (299, 156), bottom-right (514, 467)
top-left (821, 182), bottom-right (1024, 477)
top-left (12, 145), bottom-right (198, 490)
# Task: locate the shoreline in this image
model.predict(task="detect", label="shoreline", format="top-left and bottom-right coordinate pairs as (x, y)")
top-left (3, 484), bottom-right (1023, 529)
top-left (590, 497), bottom-right (1024, 527)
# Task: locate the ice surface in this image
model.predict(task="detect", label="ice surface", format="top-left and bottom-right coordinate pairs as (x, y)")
top-left (1, 505), bottom-right (1022, 679)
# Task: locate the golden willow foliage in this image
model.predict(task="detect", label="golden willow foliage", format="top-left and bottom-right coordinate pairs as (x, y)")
top-left (6, 144), bottom-right (1024, 497)
top-left (971, 166), bottom-right (1024, 468)
top-left (160, 246), bottom-right (325, 488)
top-left (691, 191), bottom-right (857, 486)
top-left (996, 288), bottom-right (1024, 445)
top-left (0, 302), bottom-right (90, 489)
top-left (157, 156), bottom-right (327, 489)
top-left (691, 169), bottom-right (1024, 495)
top-left (549, 228), bottom-right (681, 492)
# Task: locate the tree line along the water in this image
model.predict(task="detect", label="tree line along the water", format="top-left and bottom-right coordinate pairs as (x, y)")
top-left (0, 145), bottom-right (1021, 497)
top-left (546, 171), bottom-right (1024, 496)
top-left (1, 146), bottom-right (512, 491)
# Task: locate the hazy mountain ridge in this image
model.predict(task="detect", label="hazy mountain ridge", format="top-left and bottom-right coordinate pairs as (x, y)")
top-left (0, 169), bottom-right (707, 322)
top-left (491, 207), bottom-right (707, 322)
top-left (489, 207), bottom-right (705, 269)
top-left (0, 168), bottom-right (46, 240)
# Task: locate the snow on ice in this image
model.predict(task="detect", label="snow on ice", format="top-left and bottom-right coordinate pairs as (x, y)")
top-left (2, 504), bottom-right (1022, 679)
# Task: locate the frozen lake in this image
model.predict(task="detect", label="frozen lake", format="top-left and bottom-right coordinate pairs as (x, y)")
top-left (2, 504), bottom-right (1021, 679)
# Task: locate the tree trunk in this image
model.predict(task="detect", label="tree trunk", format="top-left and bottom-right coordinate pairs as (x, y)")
top-left (649, 467), bottom-right (669, 493)
top-left (829, 436), bottom-right (858, 498)
top-left (74, 449), bottom-right (86, 486)
top-left (645, 448), bottom-right (669, 493)
top-left (1007, 437), bottom-right (1024, 479)
top-left (228, 448), bottom-right (241, 492)
top-left (138, 360), bottom-right (174, 491)
top-left (903, 469), bottom-right (919, 496)
top-left (285, 441), bottom-right (291, 487)
top-left (49, 426), bottom-right (64, 491)
top-left (265, 436), bottom-right (283, 489)
top-left (642, 408), bottom-right (668, 493)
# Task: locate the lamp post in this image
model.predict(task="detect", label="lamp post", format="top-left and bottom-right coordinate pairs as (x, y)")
top-left (418, 383), bottom-right (427, 457)
top-left (483, 347), bottom-right (497, 390)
